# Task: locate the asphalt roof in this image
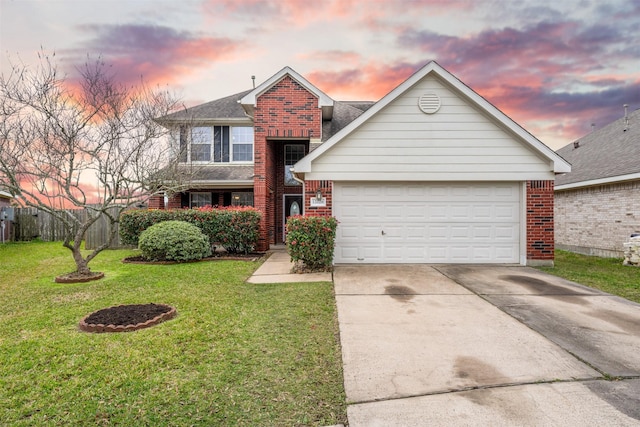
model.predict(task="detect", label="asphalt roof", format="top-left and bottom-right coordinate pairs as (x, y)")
top-left (555, 108), bottom-right (640, 187)
top-left (160, 90), bottom-right (253, 121)
top-left (181, 165), bottom-right (254, 183)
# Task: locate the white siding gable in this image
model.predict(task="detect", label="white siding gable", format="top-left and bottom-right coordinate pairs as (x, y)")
top-left (304, 75), bottom-right (555, 182)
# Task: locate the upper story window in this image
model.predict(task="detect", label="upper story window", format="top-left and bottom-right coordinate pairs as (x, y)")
top-left (178, 126), bottom-right (253, 163)
top-left (231, 127), bottom-right (254, 162)
top-left (284, 144), bottom-right (306, 186)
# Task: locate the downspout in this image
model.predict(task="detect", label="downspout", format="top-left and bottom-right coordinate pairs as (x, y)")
top-left (290, 168), bottom-right (306, 213)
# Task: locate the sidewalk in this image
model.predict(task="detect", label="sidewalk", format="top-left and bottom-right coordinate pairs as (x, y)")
top-left (247, 246), bottom-right (333, 283)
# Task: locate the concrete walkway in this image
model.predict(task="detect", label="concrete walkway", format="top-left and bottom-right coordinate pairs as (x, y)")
top-left (246, 246), bottom-right (332, 283)
top-left (335, 264), bottom-right (640, 426)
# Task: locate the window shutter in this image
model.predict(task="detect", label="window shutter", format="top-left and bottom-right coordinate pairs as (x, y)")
top-left (179, 126), bottom-right (188, 162)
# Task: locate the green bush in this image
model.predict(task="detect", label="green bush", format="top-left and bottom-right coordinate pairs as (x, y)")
top-left (286, 216), bottom-right (338, 270)
top-left (119, 209), bottom-right (174, 245)
top-left (138, 221), bottom-right (211, 262)
top-left (120, 207), bottom-right (261, 254)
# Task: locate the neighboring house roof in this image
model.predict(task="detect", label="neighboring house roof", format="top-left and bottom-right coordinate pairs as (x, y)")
top-left (555, 108), bottom-right (640, 190)
top-left (294, 60), bottom-right (571, 177)
top-left (0, 190), bottom-right (13, 200)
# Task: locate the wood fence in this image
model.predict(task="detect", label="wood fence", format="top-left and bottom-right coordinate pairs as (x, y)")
top-left (7, 207), bottom-right (132, 249)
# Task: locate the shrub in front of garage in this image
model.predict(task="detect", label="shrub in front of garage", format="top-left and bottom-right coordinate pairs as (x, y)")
top-left (286, 215), bottom-right (338, 271)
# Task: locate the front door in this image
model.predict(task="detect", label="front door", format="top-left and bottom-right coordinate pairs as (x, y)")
top-left (283, 195), bottom-right (303, 242)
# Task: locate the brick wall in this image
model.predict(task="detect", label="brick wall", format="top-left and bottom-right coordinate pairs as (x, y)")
top-left (303, 180), bottom-right (333, 217)
top-left (555, 180), bottom-right (640, 257)
top-left (526, 180), bottom-right (554, 265)
top-left (167, 194), bottom-right (182, 209)
top-left (148, 195), bottom-right (164, 209)
top-left (253, 75), bottom-right (322, 251)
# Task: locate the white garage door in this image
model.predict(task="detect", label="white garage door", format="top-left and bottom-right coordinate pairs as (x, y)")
top-left (333, 182), bottom-right (521, 263)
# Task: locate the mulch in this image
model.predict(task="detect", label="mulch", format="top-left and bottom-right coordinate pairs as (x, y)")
top-left (122, 253), bottom-right (263, 264)
top-left (79, 303), bottom-right (177, 333)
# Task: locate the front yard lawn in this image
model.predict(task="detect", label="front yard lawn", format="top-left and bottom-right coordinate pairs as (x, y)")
top-left (0, 241), bottom-right (346, 426)
top-left (538, 250), bottom-right (640, 304)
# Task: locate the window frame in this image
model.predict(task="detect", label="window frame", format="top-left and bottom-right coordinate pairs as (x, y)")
top-left (284, 144), bottom-right (306, 186)
top-left (190, 192), bottom-right (212, 208)
top-left (177, 125), bottom-right (253, 164)
top-left (231, 127), bottom-right (254, 162)
top-left (231, 192), bottom-right (254, 207)
top-left (190, 126), bottom-right (213, 162)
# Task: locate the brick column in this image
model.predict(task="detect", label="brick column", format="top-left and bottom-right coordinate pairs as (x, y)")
top-left (526, 180), bottom-right (554, 266)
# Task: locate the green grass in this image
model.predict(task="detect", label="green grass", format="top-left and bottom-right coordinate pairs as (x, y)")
top-left (537, 250), bottom-right (640, 304)
top-left (0, 241), bottom-right (346, 426)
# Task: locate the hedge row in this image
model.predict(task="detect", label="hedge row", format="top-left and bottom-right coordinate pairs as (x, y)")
top-left (120, 207), bottom-right (261, 254)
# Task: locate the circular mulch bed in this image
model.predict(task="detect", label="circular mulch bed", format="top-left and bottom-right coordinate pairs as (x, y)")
top-left (79, 303), bottom-right (177, 333)
top-left (55, 271), bottom-right (105, 284)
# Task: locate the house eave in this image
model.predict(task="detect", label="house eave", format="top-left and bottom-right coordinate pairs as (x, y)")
top-left (158, 117), bottom-right (253, 126)
top-left (187, 180), bottom-right (254, 189)
top-left (555, 172), bottom-right (640, 191)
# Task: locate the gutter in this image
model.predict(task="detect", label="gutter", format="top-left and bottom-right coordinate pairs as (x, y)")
top-left (555, 172), bottom-right (640, 191)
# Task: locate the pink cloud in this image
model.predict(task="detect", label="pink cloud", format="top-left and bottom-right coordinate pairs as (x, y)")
top-left (64, 24), bottom-right (245, 87)
top-left (307, 61), bottom-right (425, 101)
top-left (203, 0), bottom-right (356, 26)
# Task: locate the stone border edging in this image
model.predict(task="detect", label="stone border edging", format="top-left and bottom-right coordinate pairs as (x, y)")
top-left (79, 304), bottom-right (177, 333)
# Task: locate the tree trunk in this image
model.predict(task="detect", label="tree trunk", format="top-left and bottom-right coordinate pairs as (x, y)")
top-left (71, 246), bottom-right (92, 275)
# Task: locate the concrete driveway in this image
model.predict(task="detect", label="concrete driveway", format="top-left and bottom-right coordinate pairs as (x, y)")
top-left (334, 265), bottom-right (640, 426)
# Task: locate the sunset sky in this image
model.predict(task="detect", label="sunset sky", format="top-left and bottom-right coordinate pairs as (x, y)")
top-left (1, 0), bottom-right (639, 150)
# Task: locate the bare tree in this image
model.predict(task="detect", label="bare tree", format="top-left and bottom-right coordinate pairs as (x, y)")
top-left (0, 52), bottom-right (188, 279)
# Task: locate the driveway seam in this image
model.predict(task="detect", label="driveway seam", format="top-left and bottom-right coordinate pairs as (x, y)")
top-left (346, 375), bottom-right (612, 406)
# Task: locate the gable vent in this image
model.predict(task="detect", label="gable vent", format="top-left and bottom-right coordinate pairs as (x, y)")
top-left (418, 93), bottom-right (441, 114)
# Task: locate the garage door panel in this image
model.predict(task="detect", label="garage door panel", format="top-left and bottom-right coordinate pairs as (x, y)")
top-left (333, 182), bottom-right (520, 263)
top-left (339, 225), bottom-right (360, 239)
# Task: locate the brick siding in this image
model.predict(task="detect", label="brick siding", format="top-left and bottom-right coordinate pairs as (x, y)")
top-left (555, 180), bottom-right (640, 257)
top-left (148, 195), bottom-right (164, 209)
top-left (253, 76), bottom-right (322, 251)
top-left (167, 194), bottom-right (182, 209)
top-left (303, 180), bottom-right (333, 217)
top-left (527, 180), bottom-right (554, 264)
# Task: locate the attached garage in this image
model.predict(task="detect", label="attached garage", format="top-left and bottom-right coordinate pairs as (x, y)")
top-left (333, 182), bottom-right (521, 263)
top-left (293, 61), bottom-right (570, 266)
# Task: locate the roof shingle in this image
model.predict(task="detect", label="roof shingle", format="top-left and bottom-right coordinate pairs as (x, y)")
top-left (555, 108), bottom-right (640, 187)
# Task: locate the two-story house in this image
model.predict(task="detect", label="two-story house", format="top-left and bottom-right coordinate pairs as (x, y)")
top-left (152, 61), bottom-right (570, 266)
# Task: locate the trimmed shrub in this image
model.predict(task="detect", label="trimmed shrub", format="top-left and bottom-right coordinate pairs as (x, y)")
top-left (138, 221), bottom-right (211, 262)
top-left (120, 207), bottom-right (261, 254)
top-left (286, 215), bottom-right (338, 270)
top-left (120, 209), bottom-right (174, 246)
top-left (193, 206), bottom-right (260, 254)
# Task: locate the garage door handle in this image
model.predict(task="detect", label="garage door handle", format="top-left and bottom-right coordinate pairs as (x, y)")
top-left (381, 230), bottom-right (386, 235)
